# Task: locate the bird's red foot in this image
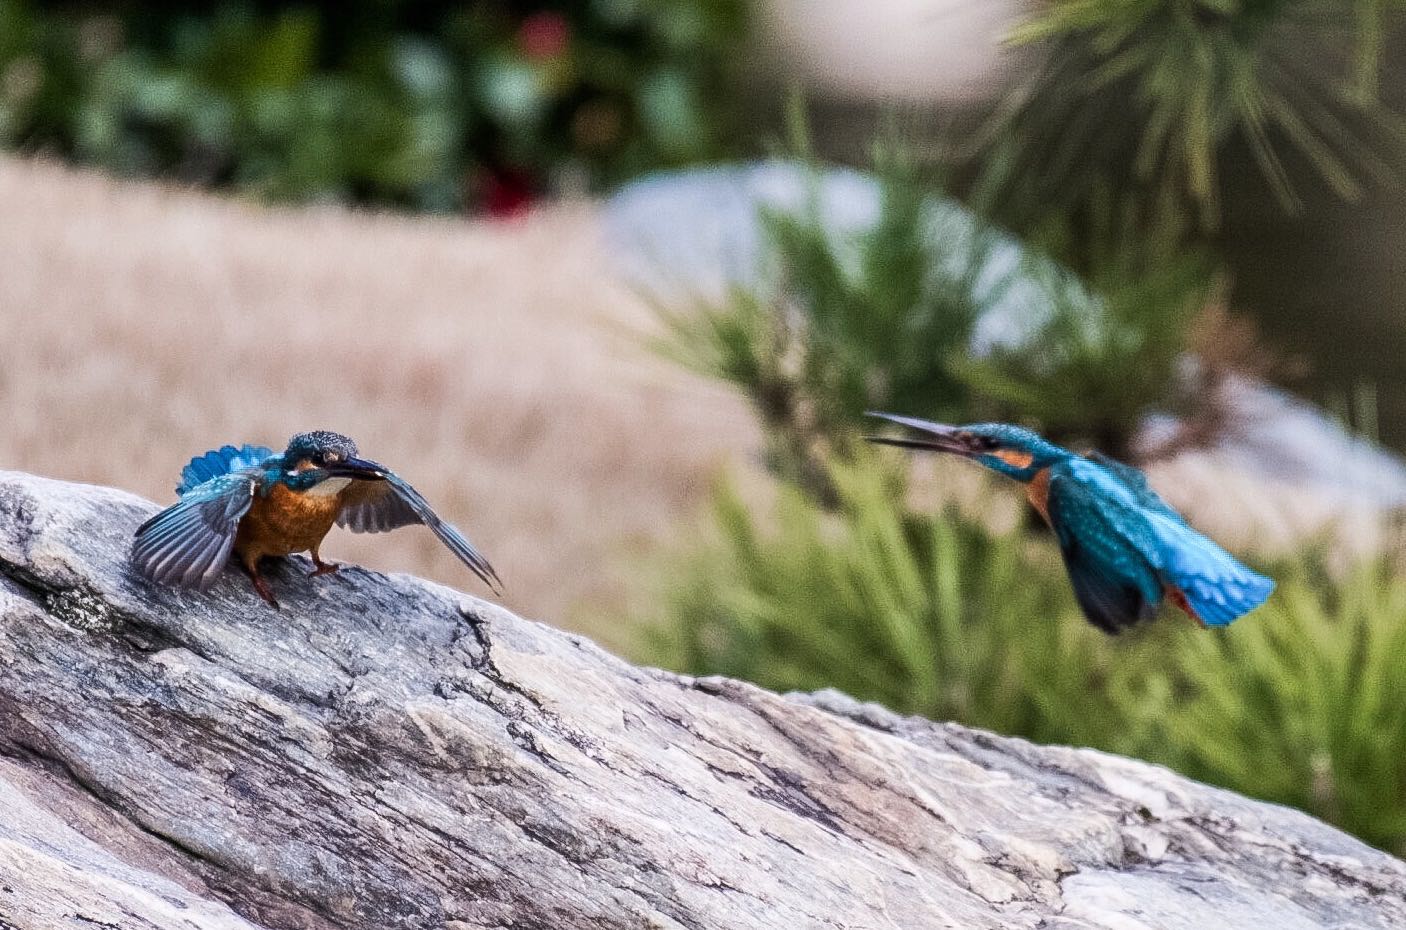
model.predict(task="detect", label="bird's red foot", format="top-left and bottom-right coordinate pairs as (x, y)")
top-left (250, 573), bottom-right (280, 609)
top-left (309, 556), bottom-right (340, 577)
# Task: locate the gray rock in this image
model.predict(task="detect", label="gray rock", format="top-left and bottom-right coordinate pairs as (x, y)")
top-left (604, 161), bottom-right (881, 305)
top-left (603, 161), bottom-right (1096, 352)
top-left (0, 470), bottom-right (1403, 929)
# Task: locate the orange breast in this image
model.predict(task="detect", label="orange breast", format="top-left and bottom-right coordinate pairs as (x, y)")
top-left (1026, 467), bottom-right (1052, 526)
top-left (234, 482), bottom-right (341, 560)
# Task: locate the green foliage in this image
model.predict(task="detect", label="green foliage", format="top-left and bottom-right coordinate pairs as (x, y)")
top-left (1143, 558), bottom-right (1406, 849)
top-left (957, 240), bottom-right (1215, 455)
top-left (653, 464), bottom-right (1097, 731)
top-left (983, 0), bottom-right (1406, 237)
top-left (0, 0), bottom-right (747, 211)
top-left (659, 164), bottom-right (1008, 491)
top-left (645, 463), bottom-right (1406, 854)
top-left (659, 158), bottom-right (1214, 483)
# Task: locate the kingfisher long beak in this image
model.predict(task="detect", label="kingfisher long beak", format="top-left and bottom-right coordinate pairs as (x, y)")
top-left (326, 457), bottom-right (390, 480)
top-left (863, 412), bottom-right (975, 456)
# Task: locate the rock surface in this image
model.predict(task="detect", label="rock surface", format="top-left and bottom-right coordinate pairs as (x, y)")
top-left (0, 470), bottom-right (1403, 930)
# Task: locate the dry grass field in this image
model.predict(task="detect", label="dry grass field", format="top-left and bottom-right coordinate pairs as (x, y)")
top-left (0, 157), bottom-right (758, 647)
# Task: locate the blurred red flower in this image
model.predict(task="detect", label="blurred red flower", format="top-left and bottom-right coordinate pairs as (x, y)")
top-left (518, 12), bottom-right (570, 60)
top-left (476, 165), bottom-right (537, 218)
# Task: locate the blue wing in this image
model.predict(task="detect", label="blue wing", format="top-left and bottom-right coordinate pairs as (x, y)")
top-left (1055, 457), bottom-right (1274, 628)
top-left (1141, 511), bottom-right (1275, 626)
top-left (177, 444), bottom-right (276, 495)
top-left (133, 471), bottom-right (262, 587)
top-left (1046, 465), bottom-right (1163, 633)
top-left (336, 466), bottom-right (502, 592)
top-left (1084, 452), bottom-right (1185, 523)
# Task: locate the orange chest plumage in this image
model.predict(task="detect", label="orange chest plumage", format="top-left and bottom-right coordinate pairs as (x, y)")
top-left (1026, 467), bottom-right (1053, 526)
top-left (234, 482), bottom-right (345, 558)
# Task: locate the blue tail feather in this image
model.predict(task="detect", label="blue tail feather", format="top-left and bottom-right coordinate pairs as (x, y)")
top-left (1145, 512), bottom-right (1275, 626)
top-left (177, 444), bottom-right (274, 495)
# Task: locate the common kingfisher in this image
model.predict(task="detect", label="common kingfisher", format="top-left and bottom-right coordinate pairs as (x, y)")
top-left (866, 413), bottom-right (1274, 633)
top-left (132, 431), bottom-right (501, 607)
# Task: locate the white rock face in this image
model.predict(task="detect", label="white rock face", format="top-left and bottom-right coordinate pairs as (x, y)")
top-left (0, 470), bottom-right (1403, 928)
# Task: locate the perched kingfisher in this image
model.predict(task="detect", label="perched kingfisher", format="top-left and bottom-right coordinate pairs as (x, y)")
top-left (132, 431), bottom-right (501, 607)
top-left (866, 413), bottom-right (1274, 633)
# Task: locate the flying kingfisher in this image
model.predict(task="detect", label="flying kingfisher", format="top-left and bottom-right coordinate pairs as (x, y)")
top-left (132, 431), bottom-right (501, 607)
top-left (866, 413), bottom-right (1274, 633)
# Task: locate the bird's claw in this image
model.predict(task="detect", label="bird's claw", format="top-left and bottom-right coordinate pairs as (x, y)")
top-left (250, 575), bottom-right (280, 610)
top-left (309, 559), bottom-right (341, 577)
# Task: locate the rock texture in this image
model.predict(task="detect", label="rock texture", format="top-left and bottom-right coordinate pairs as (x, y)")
top-left (0, 470), bottom-right (1403, 930)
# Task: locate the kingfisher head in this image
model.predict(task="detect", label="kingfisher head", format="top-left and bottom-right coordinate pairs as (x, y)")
top-left (865, 413), bottom-right (1070, 482)
top-left (283, 431), bottom-right (360, 471)
top-left (280, 431), bottom-right (387, 489)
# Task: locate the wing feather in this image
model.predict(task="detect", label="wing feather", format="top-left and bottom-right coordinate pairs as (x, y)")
top-left (177, 444), bottom-right (275, 495)
top-left (133, 471), bottom-right (261, 587)
top-left (337, 479), bottom-right (420, 534)
top-left (1053, 457), bottom-right (1273, 628)
top-left (1047, 464), bottom-right (1162, 633)
top-left (1142, 511), bottom-right (1275, 626)
top-left (336, 468), bottom-right (501, 592)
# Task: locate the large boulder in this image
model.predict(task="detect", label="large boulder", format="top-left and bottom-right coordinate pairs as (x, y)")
top-left (0, 470), bottom-right (1401, 929)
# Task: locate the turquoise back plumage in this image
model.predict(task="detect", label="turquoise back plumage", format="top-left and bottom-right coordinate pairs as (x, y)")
top-left (1048, 456), bottom-right (1274, 630)
top-left (177, 444), bottom-right (276, 495)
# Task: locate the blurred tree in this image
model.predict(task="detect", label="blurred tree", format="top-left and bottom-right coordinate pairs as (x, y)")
top-left (659, 151), bottom-right (1224, 488)
top-left (975, 0), bottom-right (1406, 254)
top-left (659, 160), bottom-right (995, 497)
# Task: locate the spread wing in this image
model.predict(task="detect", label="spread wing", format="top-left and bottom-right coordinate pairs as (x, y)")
top-left (337, 468), bottom-right (501, 592)
top-left (1046, 463), bottom-right (1162, 633)
top-left (337, 478), bottom-right (421, 533)
top-left (1052, 458), bottom-right (1274, 628)
top-left (177, 444), bottom-right (276, 495)
top-left (132, 470), bottom-right (263, 587)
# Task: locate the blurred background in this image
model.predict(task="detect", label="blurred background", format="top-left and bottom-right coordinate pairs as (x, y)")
top-left (4, 0), bottom-right (1406, 855)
